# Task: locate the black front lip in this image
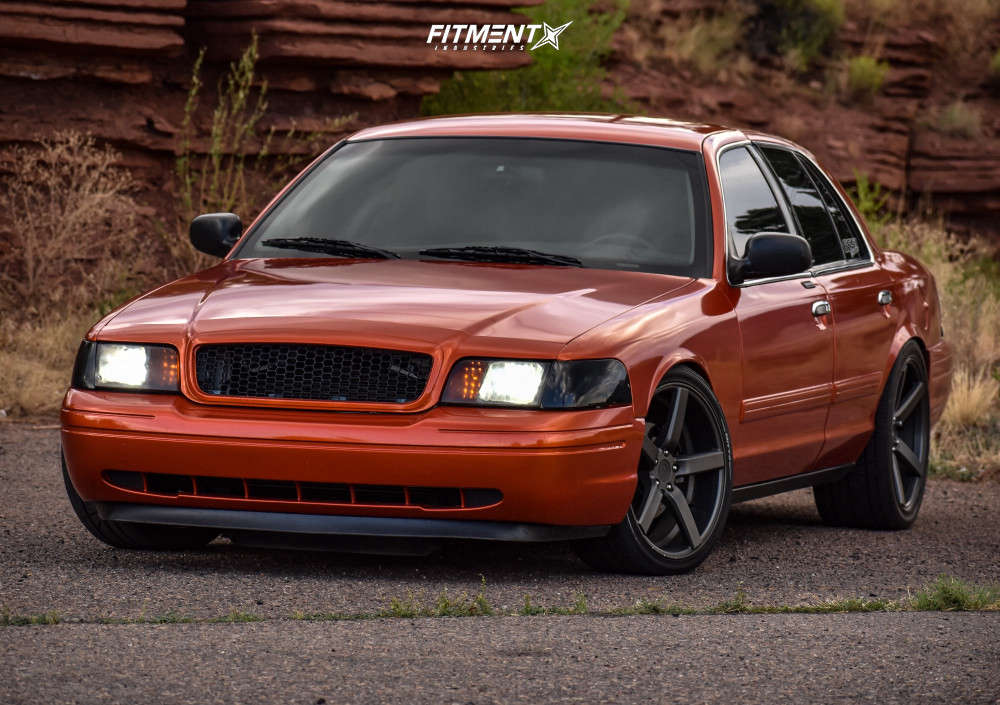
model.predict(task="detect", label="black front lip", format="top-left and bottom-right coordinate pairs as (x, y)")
top-left (95, 503), bottom-right (611, 542)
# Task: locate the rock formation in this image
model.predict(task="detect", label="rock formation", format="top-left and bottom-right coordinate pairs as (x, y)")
top-left (0, 0), bottom-right (538, 218)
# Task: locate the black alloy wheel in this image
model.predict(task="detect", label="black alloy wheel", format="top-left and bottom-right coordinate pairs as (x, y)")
top-left (889, 354), bottom-right (930, 512)
top-left (814, 340), bottom-right (930, 529)
top-left (576, 367), bottom-right (733, 574)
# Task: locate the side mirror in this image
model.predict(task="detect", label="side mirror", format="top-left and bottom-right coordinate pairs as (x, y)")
top-left (190, 213), bottom-right (242, 258)
top-left (728, 232), bottom-right (812, 284)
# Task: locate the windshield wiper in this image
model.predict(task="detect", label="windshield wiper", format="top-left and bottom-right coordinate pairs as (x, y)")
top-left (261, 237), bottom-right (399, 259)
top-left (418, 246), bottom-right (582, 267)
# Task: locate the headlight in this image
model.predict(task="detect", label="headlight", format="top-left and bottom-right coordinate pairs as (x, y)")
top-left (72, 341), bottom-right (180, 393)
top-left (442, 358), bottom-right (631, 409)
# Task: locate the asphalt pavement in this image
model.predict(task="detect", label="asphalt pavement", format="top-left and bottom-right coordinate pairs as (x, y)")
top-left (2, 424), bottom-right (998, 704)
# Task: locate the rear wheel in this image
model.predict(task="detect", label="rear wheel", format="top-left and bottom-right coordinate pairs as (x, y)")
top-left (576, 367), bottom-right (733, 574)
top-left (62, 455), bottom-right (218, 550)
top-left (814, 341), bottom-right (930, 529)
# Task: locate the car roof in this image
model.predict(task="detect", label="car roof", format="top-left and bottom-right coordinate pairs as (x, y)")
top-left (347, 113), bottom-right (743, 151)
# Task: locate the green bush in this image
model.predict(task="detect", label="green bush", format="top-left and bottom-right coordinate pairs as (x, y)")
top-left (422, 0), bottom-right (630, 115)
top-left (753, 0), bottom-right (844, 71)
top-left (989, 47), bottom-right (1000, 86)
top-left (846, 55), bottom-right (889, 100)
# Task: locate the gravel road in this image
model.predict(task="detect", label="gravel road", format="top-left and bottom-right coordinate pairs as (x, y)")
top-left (2, 424), bottom-right (998, 704)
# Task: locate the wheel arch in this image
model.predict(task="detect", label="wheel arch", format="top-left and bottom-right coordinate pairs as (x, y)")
top-left (642, 350), bottom-right (715, 417)
top-left (879, 326), bottom-right (927, 400)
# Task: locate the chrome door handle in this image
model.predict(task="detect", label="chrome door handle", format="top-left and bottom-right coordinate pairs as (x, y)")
top-left (812, 300), bottom-right (831, 317)
top-left (878, 290), bottom-right (893, 305)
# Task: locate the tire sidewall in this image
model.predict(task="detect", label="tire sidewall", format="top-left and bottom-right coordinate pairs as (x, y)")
top-left (618, 368), bottom-right (734, 574)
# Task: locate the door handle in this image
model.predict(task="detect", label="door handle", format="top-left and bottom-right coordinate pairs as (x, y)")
top-left (878, 290), bottom-right (893, 305)
top-left (812, 300), bottom-right (831, 317)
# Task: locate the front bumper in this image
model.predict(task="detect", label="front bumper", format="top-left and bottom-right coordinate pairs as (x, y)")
top-left (62, 389), bottom-right (643, 530)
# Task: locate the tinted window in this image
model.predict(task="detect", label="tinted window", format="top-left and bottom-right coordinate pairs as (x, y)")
top-left (718, 147), bottom-right (788, 257)
top-left (799, 156), bottom-right (870, 260)
top-left (758, 146), bottom-right (844, 266)
top-left (239, 138), bottom-right (712, 277)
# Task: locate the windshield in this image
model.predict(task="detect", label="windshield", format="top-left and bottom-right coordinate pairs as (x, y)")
top-left (236, 137), bottom-right (712, 276)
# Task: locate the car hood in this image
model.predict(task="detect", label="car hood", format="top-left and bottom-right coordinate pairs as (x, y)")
top-left (97, 259), bottom-right (694, 356)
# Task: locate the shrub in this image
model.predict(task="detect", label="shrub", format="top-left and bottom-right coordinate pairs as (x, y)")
top-left (422, 0), bottom-right (631, 115)
top-left (845, 55), bottom-right (889, 99)
top-left (173, 38), bottom-right (269, 274)
top-left (751, 0), bottom-right (844, 71)
top-left (849, 171), bottom-right (892, 233)
top-left (0, 132), bottom-right (138, 312)
top-left (172, 37), bottom-right (354, 277)
top-left (660, 8), bottom-right (750, 77)
top-left (934, 100), bottom-right (982, 138)
top-left (991, 47), bottom-right (1000, 77)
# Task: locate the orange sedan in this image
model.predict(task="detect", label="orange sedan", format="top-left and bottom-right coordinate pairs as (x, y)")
top-left (61, 114), bottom-right (952, 574)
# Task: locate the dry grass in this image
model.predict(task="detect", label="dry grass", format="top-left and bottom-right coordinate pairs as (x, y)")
top-left (0, 132), bottom-right (151, 417)
top-left (657, 6), bottom-right (750, 78)
top-left (875, 219), bottom-right (1000, 479)
top-left (0, 132), bottom-right (141, 312)
top-left (0, 312), bottom-right (95, 417)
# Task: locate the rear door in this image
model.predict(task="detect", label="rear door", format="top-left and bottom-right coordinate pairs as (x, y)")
top-left (755, 144), bottom-right (896, 470)
top-left (719, 145), bottom-right (834, 486)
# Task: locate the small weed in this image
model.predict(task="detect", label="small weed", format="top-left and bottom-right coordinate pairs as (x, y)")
top-left (912, 575), bottom-right (1000, 611)
top-left (520, 595), bottom-right (548, 616)
top-left (210, 609), bottom-right (263, 623)
top-left (708, 591), bottom-right (751, 614)
top-left (150, 612), bottom-right (193, 624)
top-left (0, 609), bottom-right (61, 626)
top-left (385, 595), bottom-right (420, 619)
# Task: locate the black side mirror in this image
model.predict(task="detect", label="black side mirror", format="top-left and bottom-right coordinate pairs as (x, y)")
top-left (190, 213), bottom-right (242, 258)
top-left (728, 232), bottom-right (812, 284)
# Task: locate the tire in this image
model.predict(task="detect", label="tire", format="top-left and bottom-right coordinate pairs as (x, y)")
top-left (62, 454), bottom-right (218, 550)
top-left (814, 340), bottom-right (930, 530)
top-left (575, 367), bottom-right (734, 574)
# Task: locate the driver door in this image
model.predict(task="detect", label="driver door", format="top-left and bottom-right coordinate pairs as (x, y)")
top-left (719, 146), bottom-right (834, 486)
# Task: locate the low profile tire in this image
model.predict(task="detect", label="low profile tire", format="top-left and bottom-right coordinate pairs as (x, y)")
top-left (576, 367), bottom-right (733, 575)
top-left (814, 341), bottom-right (930, 530)
top-left (62, 455), bottom-right (218, 550)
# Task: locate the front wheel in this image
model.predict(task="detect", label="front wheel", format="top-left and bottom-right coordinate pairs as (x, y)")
top-left (576, 367), bottom-right (733, 574)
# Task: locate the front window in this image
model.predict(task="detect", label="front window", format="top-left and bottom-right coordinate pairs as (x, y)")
top-left (236, 137), bottom-right (712, 277)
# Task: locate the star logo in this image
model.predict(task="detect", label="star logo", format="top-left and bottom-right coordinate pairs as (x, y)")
top-left (530, 21), bottom-right (572, 51)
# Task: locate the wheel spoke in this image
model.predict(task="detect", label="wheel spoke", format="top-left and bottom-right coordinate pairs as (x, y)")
top-left (894, 440), bottom-right (925, 478)
top-left (895, 381), bottom-right (926, 424)
top-left (663, 485), bottom-right (700, 548)
top-left (663, 388), bottom-right (689, 449)
top-left (891, 455), bottom-right (907, 506)
top-left (635, 484), bottom-right (664, 533)
top-left (641, 428), bottom-right (661, 464)
top-left (675, 450), bottom-right (725, 478)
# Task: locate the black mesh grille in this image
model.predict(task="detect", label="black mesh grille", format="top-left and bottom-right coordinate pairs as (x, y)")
top-left (195, 343), bottom-right (433, 403)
